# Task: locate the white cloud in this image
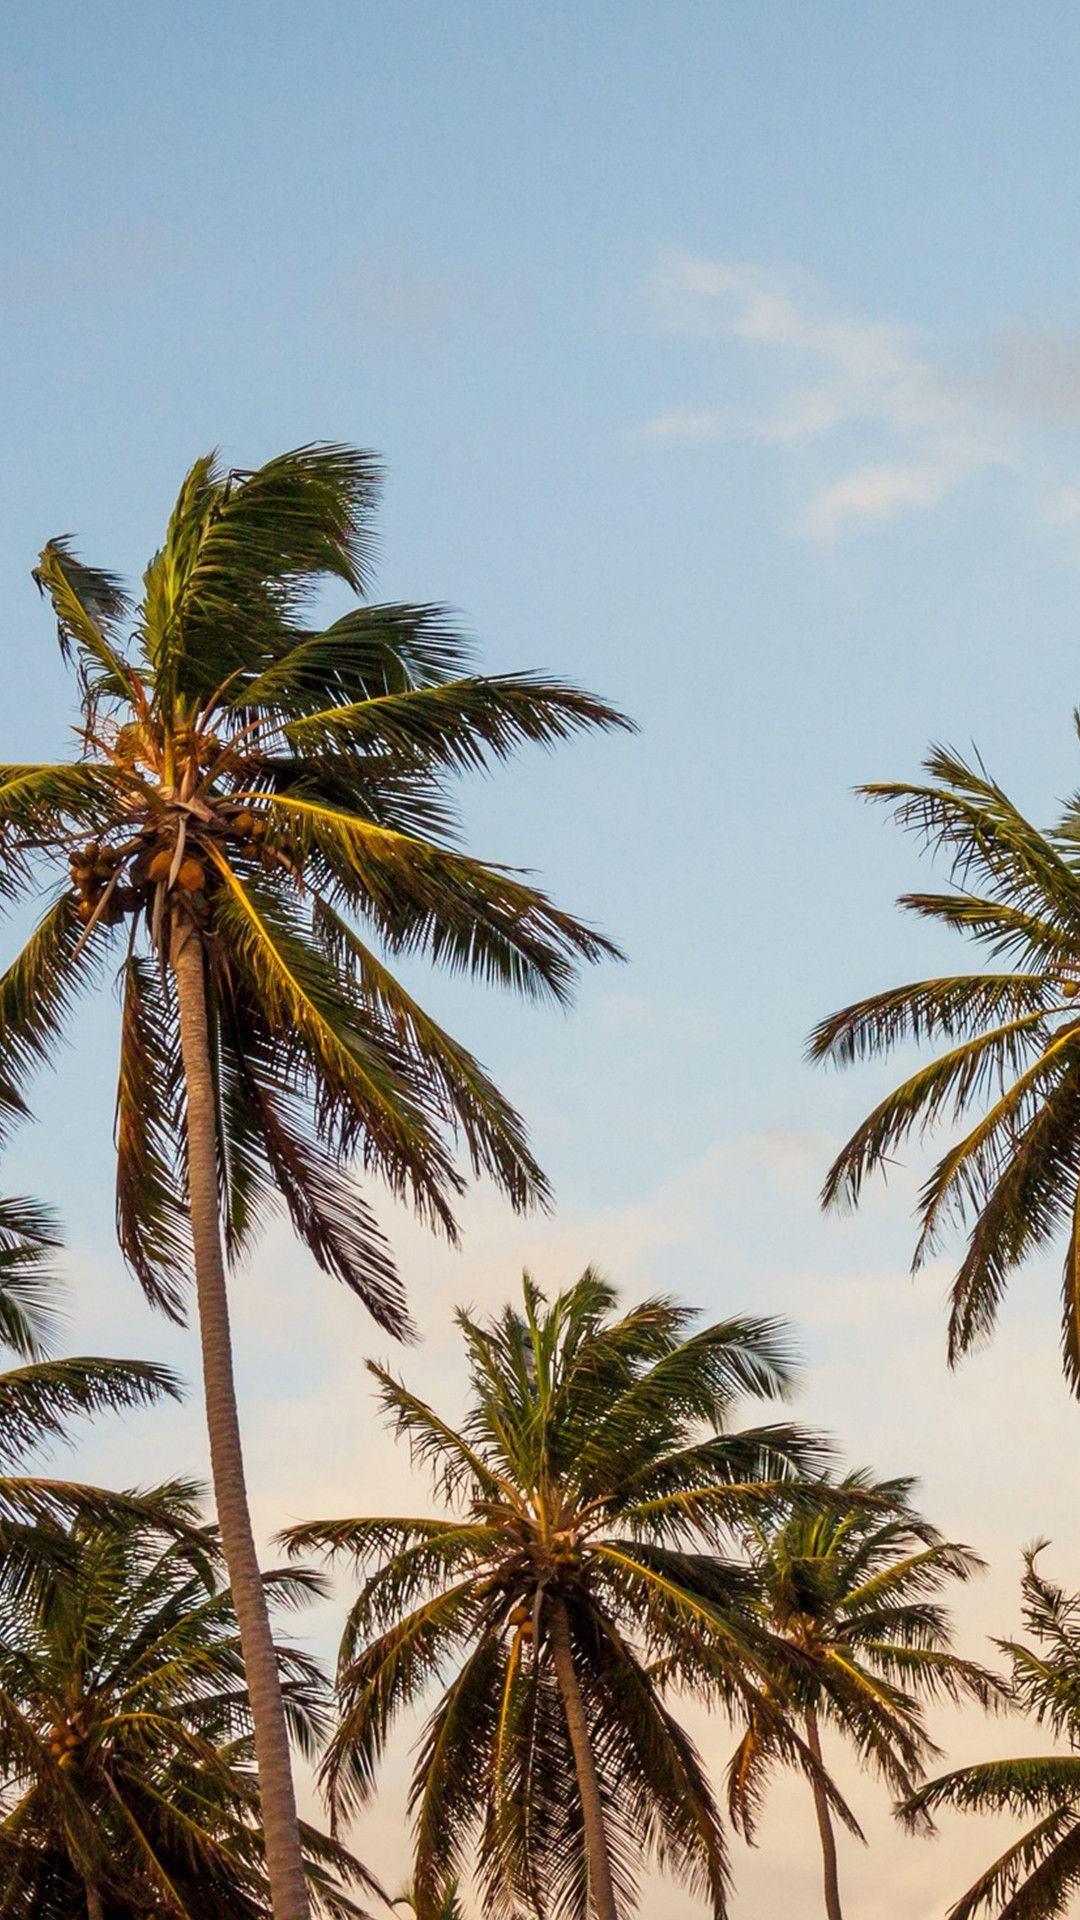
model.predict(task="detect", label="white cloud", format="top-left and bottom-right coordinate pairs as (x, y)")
top-left (803, 454), bottom-right (970, 538)
top-left (642, 251), bottom-right (1080, 539)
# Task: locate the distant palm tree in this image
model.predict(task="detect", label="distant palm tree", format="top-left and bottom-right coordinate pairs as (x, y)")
top-left (901, 1543), bottom-right (1080, 1919)
top-left (727, 1473), bottom-right (1000, 1920)
top-left (809, 745), bottom-right (1080, 1392)
top-left (284, 1270), bottom-right (831, 1920)
top-left (0, 1492), bottom-right (382, 1918)
top-left (393, 1879), bottom-right (466, 1920)
top-left (0, 1190), bottom-right (180, 1589)
top-left (9, 442), bottom-right (631, 1914)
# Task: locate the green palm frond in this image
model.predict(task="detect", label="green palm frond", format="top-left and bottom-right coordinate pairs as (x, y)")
top-left (282, 672), bottom-right (634, 773)
top-left (114, 955), bottom-right (191, 1319)
top-left (32, 538), bottom-right (135, 712)
top-left (0, 1195), bottom-right (63, 1361)
top-left (0, 1356), bottom-right (181, 1471)
top-left (812, 736), bottom-right (1080, 1395)
top-left (0, 891), bottom-right (107, 1137)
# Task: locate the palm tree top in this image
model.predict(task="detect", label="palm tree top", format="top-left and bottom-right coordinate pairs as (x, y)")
top-left (282, 1271), bottom-right (831, 1918)
top-left (3, 443), bottom-right (634, 1334)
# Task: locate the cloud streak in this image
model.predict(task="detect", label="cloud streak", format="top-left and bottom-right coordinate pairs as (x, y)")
top-left (642, 250), bottom-right (1080, 539)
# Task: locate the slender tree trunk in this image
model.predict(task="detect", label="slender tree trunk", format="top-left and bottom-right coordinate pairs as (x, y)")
top-left (805, 1711), bottom-right (843, 1920)
top-left (84, 1882), bottom-right (104, 1920)
top-left (171, 916), bottom-right (310, 1920)
top-left (548, 1595), bottom-right (618, 1920)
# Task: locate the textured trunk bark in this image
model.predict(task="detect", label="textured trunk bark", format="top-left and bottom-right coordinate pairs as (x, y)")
top-left (805, 1711), bottom-right (843, 1920)
top-left (548, 1595), bottom-right (618, 1920)
top-left (171, 917), bottom-right (310, 1920)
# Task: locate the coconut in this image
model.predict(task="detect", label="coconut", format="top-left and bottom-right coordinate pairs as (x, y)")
top-left (147, 848), bottom-right (174, 884)
top-left (1064, 980), bottom-right (1080, 999)
top-left (178, 855), bottom-right (206, 892)
top-left (508, 1602), bottom-right (531, 1627)
top-left (75, 899), bottom-right (95, 923)
top-left (232, 809), bottom-right (256, 838)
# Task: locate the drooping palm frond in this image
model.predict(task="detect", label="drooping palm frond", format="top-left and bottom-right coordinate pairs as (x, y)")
top-left (0, 1194), bottom-right (63, 1361)
top-left (0, 1355), bottom-right (180, 1471)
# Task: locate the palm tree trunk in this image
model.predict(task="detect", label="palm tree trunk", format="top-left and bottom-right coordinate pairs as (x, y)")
top-left (84, 1882), bottom-right (104, 1920)
top-left (805, 1711), bottom-right (843, 1920)
top-left (548, 1595), bottom-right (618, 1920)
top-left (171, 916), bottom-right (310, 1920)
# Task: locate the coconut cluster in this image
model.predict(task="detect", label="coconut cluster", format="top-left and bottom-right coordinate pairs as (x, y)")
top-left (47, 1714), bottom-right (86, 1769)
top-left (68, 843), bottom-right (137, 926)
top-left (67, 807), bottom-right (299, 934)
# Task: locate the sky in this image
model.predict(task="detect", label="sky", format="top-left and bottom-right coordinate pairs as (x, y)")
top-left (6, 4), bottom-right (1080, 1913)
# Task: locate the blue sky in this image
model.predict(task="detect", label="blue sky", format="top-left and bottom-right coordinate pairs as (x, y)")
top-left (8, 7), bottom-right (1080, 1913)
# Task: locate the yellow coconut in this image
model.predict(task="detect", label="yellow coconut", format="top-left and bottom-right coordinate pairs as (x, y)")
top-left (147, 848), bottom-right (174, 884)
top-left (178, 856), bottom-right (206, 892)
top-left (1064, 980), bottom-right (1080, 999)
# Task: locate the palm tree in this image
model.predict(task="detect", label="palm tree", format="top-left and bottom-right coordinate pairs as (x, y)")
top-left (727, 1473), bottom-right (1000, 1920)
top-left (901, 1544), bottom-right (1080, 1919)
top-left (809, 743), bottom-right (1080, 1393)
top-left (0, 1491), bottom-right (383, 1918)
top-left (5, 443), bottom-right (631, 1914)
top-left (0, 1191), bottom-right (181, 1589)
top-left (283, 1269), bottom-right (833, 1920)
top-left (393, 1879), bottom-right (466, 1920)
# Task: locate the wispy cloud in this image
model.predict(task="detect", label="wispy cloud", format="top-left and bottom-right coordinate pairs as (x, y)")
top-left (641, 250), bottom-right (1080, 539)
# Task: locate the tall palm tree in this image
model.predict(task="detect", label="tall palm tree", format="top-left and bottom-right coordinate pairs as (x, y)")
top-left (901, 1544), bottom-right (1080, 1920)
top-left (283, 1270), bottom-right (833, 1920)
top-left (5, 443), bottom-right (630, 1914)
top-left (0, 1191), bottom-right (181, 1589)
top-left (809, 744), bottom-right (1080, 1392)
top-left (727, 1473), bottom-right (999, 1920)
top-left (0, 1492), bottom-right (383, 1919)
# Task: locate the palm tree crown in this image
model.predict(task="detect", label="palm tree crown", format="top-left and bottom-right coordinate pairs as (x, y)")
top-left (283, 1269), bottom-right (832, 1920)
top-left (810, 744), bottom-right (1080, 1392)
top-left (14, 443), bottom-right (630, 1327)
top-left (728, 1474), bottom-right (999, 1920)
top-left (0, 1493), bottom-right (381, 1918)
top-left (902, 1544), bottom-right (1080, 1920)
